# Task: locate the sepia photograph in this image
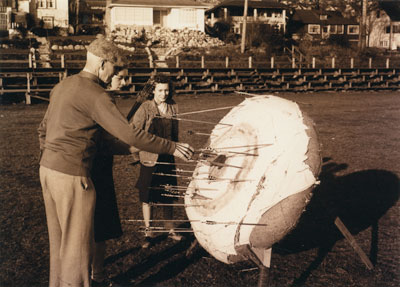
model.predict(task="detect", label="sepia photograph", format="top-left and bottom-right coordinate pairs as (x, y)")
top-left (0, 0), bottom-right (399, 286)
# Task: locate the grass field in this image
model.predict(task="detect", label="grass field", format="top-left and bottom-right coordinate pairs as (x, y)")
top-left (0, 91), bottom-right (399, 286)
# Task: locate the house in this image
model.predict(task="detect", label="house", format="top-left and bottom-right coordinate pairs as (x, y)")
top-left (77, 0), bottom-right (106, 25)
top-left (205, 0), bottom-right (288, 34)
top-left (0, 0), bottom-right (68, 32)
top-left (289, 10), bottom-right (359, 43)
top-left (106, 0), bottom-right (212, 33)
top-left (367, 0), bottom-right (400, 50)
top-left (0, 0), bottom-right (12, 31)
top-left (36, 0), bottom-right (69, 29)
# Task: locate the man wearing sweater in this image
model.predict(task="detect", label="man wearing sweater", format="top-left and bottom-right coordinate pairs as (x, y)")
top-left (38, 36), bottom-right (193, 287)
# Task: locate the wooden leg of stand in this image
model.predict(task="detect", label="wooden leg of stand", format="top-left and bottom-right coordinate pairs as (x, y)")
top-left (334, 217), bottom-right (374, 270)
top-left (244, 245), bottom-right (272, 287)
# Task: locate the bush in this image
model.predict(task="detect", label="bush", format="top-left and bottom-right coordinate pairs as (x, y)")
top-left (246, 22), bottom-right (285, 54)
top-left (206, 19), bottom-right (237, 43)
top-left (327, 34), bottom-right (350, 48)
top-left (0, 38), bottom-right (39, 49)
top-left (77, 24), bottom-right (105, 35)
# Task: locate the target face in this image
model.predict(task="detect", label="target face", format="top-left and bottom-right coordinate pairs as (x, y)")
top-left (185, 95), bottom-right (321, 264)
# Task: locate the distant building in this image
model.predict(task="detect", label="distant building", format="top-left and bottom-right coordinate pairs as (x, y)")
top-left (368, 0), bottom-right (400, 50)
top-left (289, 10), bottom-right (359, 43)
top-left (0, 0), bottom-right (12, 31)
top-left (0, 0), bottom-right (69, 31)
top-left (206, 0), bottom-right (288, 34)
top-left (36, 0), bottom-right (69, 29)
top-left (78, 0), bottom-right (106, 25)
top-left (106, 0), bottom-right (212, 32)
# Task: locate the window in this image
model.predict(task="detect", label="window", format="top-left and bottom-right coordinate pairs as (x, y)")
top-left (114, 7), bottom-right (150, 25)
top-left (380, 40), bottom-right (388, 47)
top-left (42, 16), bottom-right (54, 29)
top-left (386, 25), bottom-right (400, 34)
top-left (337, 25), bottom-right (344, 34)
top-left (347, 25), bottom-right (359, 35)
top-left (180, 8), bottom-right (196, 27)
top-left (153, 9), bottom-right (167, 26)
top-left (46, 0), bottom-right (55, 8)
top-left (330, 25), bottom-right (337, 34)
top-left (0, 13), bottom-right (7, 30)
top-left (320, 15), bottom-right (327, 20)
top-left (153, 10), bottom-right (161, 25)
top-left (308, 24), bottom-right (320, 34)
top-left (322, 25), bottom-right (328, 33)
top-left (38, 0), bottom-right (45, 8)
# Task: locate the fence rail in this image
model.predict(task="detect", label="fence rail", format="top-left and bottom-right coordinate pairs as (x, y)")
top-left (2, 49), bottom-right (400, 70)
top-left (1, 66), bottom-right (399, 104)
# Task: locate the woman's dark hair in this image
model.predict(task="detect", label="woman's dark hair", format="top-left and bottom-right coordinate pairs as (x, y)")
top-left (146, 74), bottom-right (174, 101)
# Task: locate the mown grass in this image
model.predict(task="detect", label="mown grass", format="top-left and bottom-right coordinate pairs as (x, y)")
top-left (0, 91), bottom-right (399, 286)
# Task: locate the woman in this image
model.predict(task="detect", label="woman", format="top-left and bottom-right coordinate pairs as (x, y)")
top-left (91, 68), bottom-right (132, 286)
top-left (131, 74), bottom-right (182, 249)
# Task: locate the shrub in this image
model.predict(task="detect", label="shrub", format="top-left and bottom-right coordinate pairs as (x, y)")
top-left (0, 38), bottom-right (39, 49)
top-left (327, 34), bottom-right (350, 48)
top-left (206, 19), bottom-right (237, 43)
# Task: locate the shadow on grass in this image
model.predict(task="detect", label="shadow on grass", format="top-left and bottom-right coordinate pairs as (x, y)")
top-left (274, 158), bottom-right (399, 286)
top-left (104, 247), bottom-right (141, 266)
top-left (110, 233), bottom-right (206, 286)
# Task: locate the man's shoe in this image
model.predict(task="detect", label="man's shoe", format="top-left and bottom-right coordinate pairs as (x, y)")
top-left (91, 278), bottom-right (113, 287)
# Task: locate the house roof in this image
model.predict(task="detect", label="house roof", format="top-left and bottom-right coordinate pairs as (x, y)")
top-left (109, 0), bottom-right (212, 8)
top-left (379, 0), bottom-right (400, 21)
top-left (207, 0), bottom-right (288, 12)
top-left (292, 10), bottom-right (358, 25)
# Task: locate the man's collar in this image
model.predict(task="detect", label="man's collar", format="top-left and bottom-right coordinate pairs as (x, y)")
top-left (79, 70), bottom-right (100, 84)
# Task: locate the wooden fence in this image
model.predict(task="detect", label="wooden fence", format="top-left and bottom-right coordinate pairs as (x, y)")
top-left (1, 66), bottom-right (399, 104)
top-left (2, 49), bottom-right (400, 70)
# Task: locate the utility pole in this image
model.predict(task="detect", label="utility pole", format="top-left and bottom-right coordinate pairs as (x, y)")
top-left (75, 0), bottom-right (80, 29)
top-left (240, 0), bottom-right (248, 54)
top-left (359, 0), bottom-right (367, 51)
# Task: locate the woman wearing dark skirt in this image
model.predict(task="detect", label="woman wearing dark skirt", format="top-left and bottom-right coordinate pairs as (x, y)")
top-left (90, 68), bottom-right (131, 286)
top-left (131, 74), bottom-right (182, 248)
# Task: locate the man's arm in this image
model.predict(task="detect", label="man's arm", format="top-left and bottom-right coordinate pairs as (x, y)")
top-left (92, 94), bottom-right (175, 155)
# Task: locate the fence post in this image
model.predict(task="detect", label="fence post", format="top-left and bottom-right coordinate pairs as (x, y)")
top-left (29, 53), bottom-right (32, 68)
top-left (350, 58), bottom-right (354, 69)
top-left (201, 55), bottom-right (205, 69)
top-left (312, 57), bottom-right (316, 69)
top-left (332, 57), bottom-right (335, 68)
top-left (25, 72), bottom-right (31, 105)
top-left (271, 57), bottom-right (274, 68)
top-left (176, 56), bottom-right (180, 68)
top-left (369, 58), bottom-right (372, 69)
top-left (61, 54), bottom-right (65, 68)
top-left (386, 58), bottom-right (390, 68)
top-left (292, 57), bottom-right (296, 68)
top-left (225, 56), bottom-right (229, 68)
top-left (248, 56), bottom-right (252, 68)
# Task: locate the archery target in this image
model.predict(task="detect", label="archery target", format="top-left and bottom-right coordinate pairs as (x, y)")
top-left (184, 95), bottom-right (321, 264)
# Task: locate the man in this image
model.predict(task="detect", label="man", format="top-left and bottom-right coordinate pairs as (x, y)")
top-left (38, 36), bottom-right (193, 287)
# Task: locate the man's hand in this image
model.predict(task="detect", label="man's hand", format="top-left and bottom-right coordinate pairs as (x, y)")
top-left (173, 142), bottom-right (194, 161)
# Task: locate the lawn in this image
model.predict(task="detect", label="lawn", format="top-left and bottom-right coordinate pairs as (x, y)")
top-left (0, 91), bottom-right (399, 286)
